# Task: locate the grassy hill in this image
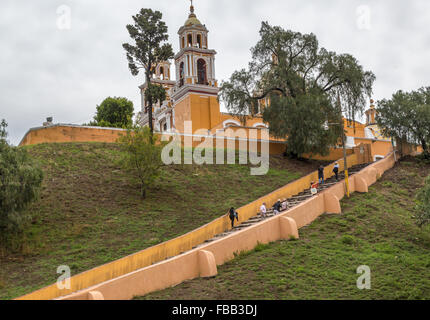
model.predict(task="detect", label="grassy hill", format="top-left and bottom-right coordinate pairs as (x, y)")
top-left (138, 157), bottom-right (430, 300)
top-left (0, 142), bottom-right (325, 300)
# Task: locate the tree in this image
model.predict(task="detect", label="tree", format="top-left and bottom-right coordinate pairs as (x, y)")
top-left (92, 97), bottom-right (134, 128)
top-left (415, 175), bottom-right (430, 228)
top-left (122, 8), bottom-right (174, 135)
top-left (377, 87), bottom-right (430, 158)
top-left (220, 22), bottom-right (375, 157)
top-left (118, 125), bottom-right (166, 198)
top-left (145, 83), bottom-right (167, 116)
top-left (0, 120), bottom-right (43, 247)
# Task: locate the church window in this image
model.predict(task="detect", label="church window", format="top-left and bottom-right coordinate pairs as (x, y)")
top-left (197, 34), bottom-right (202, 48)
top-left (179, 62), bottom-right (185, 87)
top-left (187, 34), bottom-right (193, 47)
top-left (160, 67), bottom-right (164, 80)
top-left (197, 59), bottom-right (207, 85)
top-left (181, 37), bottom-right (185, 49)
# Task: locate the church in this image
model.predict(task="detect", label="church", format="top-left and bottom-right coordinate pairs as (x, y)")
top-left (137, 3), bottom-right (394, 161)
top-left (138, 3), bottom-right (269, 135)
top-left (19, 3), bottom-right (399, 161)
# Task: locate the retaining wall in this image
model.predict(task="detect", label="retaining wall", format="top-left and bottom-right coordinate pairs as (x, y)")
top-left (18, 124), bottom-right (360, 160)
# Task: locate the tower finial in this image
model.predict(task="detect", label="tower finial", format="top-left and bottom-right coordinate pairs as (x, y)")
top-left (188, 0), bottom-right (196, 18)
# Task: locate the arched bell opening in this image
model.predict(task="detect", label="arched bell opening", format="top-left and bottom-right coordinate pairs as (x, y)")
top-left (197, 59), bottom-right (207, 85)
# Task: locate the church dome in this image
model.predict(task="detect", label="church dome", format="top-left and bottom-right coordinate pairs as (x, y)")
top-left (184, 16), bottom-right (202, 26)
top-left (184, 5), bottom-right (202, 26)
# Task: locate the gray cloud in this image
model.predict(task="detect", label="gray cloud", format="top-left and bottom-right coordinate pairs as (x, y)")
top-left (1, 0), bottom-right (429, 145)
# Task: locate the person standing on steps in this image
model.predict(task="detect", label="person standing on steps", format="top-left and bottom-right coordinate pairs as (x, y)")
top-left (260, 202), bottom-right (267, 219)
top-left (310, 181), bottom-right (318, 195)
top-left (333, 162), bottom-right (340, 181)
top-left (281, 198), bottom-right (288, 211)
top-left (228, 207), bottom-right (239, 228)
top-left (318, 165), bottom-right (325, 185)
top-left (273, 199), bottom-right (282, 215)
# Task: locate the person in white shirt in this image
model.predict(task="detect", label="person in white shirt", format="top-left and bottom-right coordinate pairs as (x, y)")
top-left (260, 203), bottom-right (267, 219)
top-left (281, 198), bottom-right (288, 211)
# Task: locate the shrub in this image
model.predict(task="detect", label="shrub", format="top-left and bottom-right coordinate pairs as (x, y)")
top-left (0, 120), bottom-right (43, 248)
top-left (118, 125), bottom-right (166, 198)
top-left (340, 235), bottom-right (356, 245)
top-left (254, 242), bottom-right (270, 252)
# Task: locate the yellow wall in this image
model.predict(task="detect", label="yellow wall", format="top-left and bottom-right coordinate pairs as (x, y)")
top-left (174, 93), bottom-right (222, 134)
top-left (19, 124), bottom-right (397, 165)
top-left (355, 138), bottom-right (393, 159)
top-left (172, 96), bottom-right (192, 134)
top-left (19, 126), bottom-right (126, 146)
top-left (303, 148), bottom-right (354, 161)
top-left (344, 118), bottom-right (366, 139)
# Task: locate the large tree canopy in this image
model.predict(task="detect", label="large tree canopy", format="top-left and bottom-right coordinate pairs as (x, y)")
top-left (92, 97), bottom-right (134, 128)
top-left (220, 22), bottom-right (375, 157)
top-left (123, 8), bottom-right (174, 134)
top-left (377, 87), bottom-right (430, 157)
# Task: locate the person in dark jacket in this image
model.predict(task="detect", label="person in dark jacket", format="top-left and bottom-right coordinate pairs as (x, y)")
top-left (228, 207), bottom-right (239, 228)
top-left (273, 199), bottom-right (282, 215)
top-left (333, 162), bottom-right (340, 181)
top-left (318, 165), bottom-right (325, 185)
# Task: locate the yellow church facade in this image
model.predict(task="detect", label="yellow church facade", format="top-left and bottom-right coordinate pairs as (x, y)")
top-left (20, 3), bottom-right (404, 161)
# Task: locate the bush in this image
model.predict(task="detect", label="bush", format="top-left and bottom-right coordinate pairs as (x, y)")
top-left (254, 242), bottom-right (271, 252)
top-left (118, 125), bottom-right (166, 198)
top-left (340, 235), bottom-right (356, 245)
top-left (0, 120), bottom-right (43, 248)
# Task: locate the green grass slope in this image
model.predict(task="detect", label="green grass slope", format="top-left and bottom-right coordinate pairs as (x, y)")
top-left (0, 142), bottom-right (323, 300)
top-left (138, 157), bottom-right (430, 300)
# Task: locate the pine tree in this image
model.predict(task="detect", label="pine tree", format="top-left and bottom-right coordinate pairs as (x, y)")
top-left (123, 8), bottom-right (174, 135)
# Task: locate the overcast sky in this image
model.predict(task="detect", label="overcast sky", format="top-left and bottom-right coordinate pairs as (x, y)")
top-left (1, 0), bottom-right (429, 145)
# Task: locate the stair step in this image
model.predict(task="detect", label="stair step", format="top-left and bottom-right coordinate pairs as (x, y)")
top-left (239, 222), bottom-right (255, 226)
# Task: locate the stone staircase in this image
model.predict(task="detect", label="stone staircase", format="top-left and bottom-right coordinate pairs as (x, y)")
top-left (192, 163), bottom-right (370, 249)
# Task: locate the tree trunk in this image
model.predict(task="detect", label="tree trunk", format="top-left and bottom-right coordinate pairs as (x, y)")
top-left (145, 72), bottom-right (154, 136)
top-left (141, 185), bottom-right (146, 199)
top-left (421, 139), bottom-right (428, 157)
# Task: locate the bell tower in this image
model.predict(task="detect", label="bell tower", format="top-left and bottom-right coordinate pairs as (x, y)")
top-left (171, 2), bottom-right (221, 134)
top-left (139, 61), bottom-right (175, 131)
